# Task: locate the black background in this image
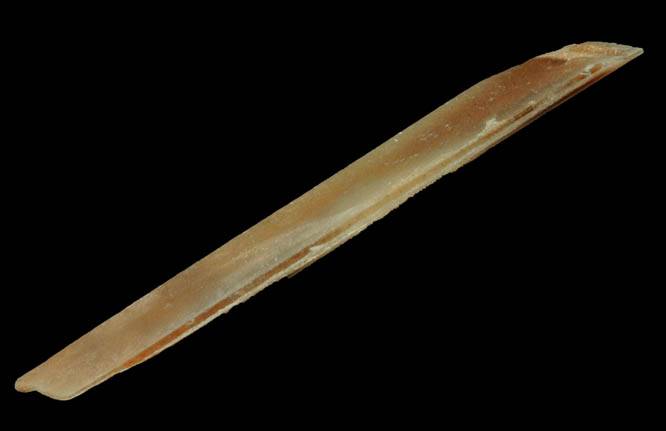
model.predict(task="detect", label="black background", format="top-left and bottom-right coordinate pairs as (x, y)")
top-left (5, 5), bottom-right (659, 425)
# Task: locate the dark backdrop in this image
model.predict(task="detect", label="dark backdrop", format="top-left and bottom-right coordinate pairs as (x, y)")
top-left (6, 6), bottom-right (658, 426)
